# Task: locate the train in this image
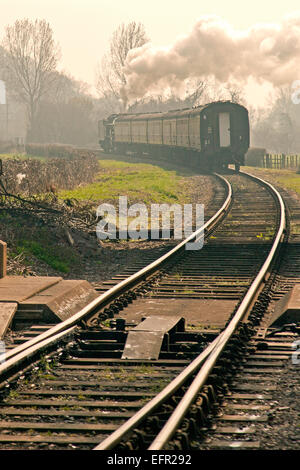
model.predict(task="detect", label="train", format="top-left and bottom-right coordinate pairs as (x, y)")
top-left (98, 101), bottom-right (250, 171)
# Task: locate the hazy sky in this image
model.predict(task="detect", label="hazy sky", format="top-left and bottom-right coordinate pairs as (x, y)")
top-left (1, 0), bottom-right (300, 105)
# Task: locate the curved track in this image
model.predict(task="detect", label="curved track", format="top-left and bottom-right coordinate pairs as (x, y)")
top-left (0, 170), bottom-right (289, 450)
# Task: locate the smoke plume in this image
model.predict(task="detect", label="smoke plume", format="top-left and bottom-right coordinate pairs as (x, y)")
top-left (121, 14), bottom-right (300, 102)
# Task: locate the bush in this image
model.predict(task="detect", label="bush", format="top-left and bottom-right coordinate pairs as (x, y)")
top-left (0, 140), bottom-right (21, 154)
top-left (0, 147), bottom-right (100, 195)
top-left (25, 143), bottom-right (96, 160)
top-left (245, 148), bottom-right (266, 167)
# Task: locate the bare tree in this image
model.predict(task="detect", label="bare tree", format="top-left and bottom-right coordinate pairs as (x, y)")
top-left (182, 79), bottom-right (207, 107)
top-left (2, 18), bottom-right (60, 140)
top-left (250, 86), bottom-right (300, 153)
top-left (225, 83), bottom-right (245, 104)
top-left (195, 78), bottom-right (246, 106)
top-left (269, 87), bottom-right (295, 153)
top-left (127, 78), bottom-right (207, 113)
top-left (96, 21), bottom-right (148, 111)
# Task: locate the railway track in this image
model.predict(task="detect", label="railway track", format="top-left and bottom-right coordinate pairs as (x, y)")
top-left (0, 168), bottom-right (297, 451)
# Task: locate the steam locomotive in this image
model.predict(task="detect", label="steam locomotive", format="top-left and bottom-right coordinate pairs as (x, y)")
top-left (98, 101), bottom-right (249, 171)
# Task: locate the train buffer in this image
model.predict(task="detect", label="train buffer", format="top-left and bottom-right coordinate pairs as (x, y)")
top-left (122, 315), bottom-right (185, 360)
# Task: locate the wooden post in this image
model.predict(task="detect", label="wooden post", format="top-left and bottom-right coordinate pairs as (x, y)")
top-left (0, 240), bottom-right (7, 278)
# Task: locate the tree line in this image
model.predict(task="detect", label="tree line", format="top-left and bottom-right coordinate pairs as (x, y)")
top-left (0, 19), bottom-right (98, 145)
top-left (0, 17), bottom-right (299, 152)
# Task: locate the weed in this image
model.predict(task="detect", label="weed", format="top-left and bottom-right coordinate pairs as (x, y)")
top-left (39, 374), bottom-right (57, 381)
top-left (8, 390), bottom-right (19, 400)
top-left (16, 240), bottom-right (71, 272)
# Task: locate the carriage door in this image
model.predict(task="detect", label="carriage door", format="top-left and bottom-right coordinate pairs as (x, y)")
top-left (219, 112), bottom-right (231, 147)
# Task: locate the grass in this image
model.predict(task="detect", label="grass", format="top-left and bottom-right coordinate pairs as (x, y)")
top-left (244, 166), bottom-right (300, 196)
top-left (8, 390), bottom-right (19, 399)
top-left (58, 159), bottom-right (191, 205)
top-left (15, 239), bottom-right (76, 273)
top-left (1, 156), bottom-right (209, 275)
top-left (39, 374), bottom-right (57, 380)
top-left (1, 214), bottom-right (78, 274)
top-left (276, 174), bottom-right (300, 194)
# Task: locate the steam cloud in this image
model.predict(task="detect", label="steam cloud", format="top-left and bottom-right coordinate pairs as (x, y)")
top-left (122, 14), bottom-right (300, 102)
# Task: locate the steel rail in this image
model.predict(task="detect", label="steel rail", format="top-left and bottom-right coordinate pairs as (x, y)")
top-left (94, 169), bottom-right (285, 451)
top-left (0, 327), bottom-right (76, 383)
top-left (0, 174), bottom-right (232, 380)
top-left (93, 333), bottom-right (224, 450)
top-left (148, 170), bottom-right (286, 449)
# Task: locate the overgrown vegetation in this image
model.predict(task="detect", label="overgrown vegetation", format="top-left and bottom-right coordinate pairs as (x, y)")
top-left (58, 159), bottom-right (191, 205)
top-left (0, 149), bottom-right (99, 195)
top-left (15, 239), bottom-right (75, 273)
top-left (0, 146), bottom-right (100, 274)
top-left (25, 143), bottom-right (96, 160)
top-left (1, 209), bottom-right (82, 274)
top-left (0, 150), bottom-right (213, 277)
top-left (275, 173), bottom-right (300, 196)
top-left (245, 147), bottom-right (266, 167)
